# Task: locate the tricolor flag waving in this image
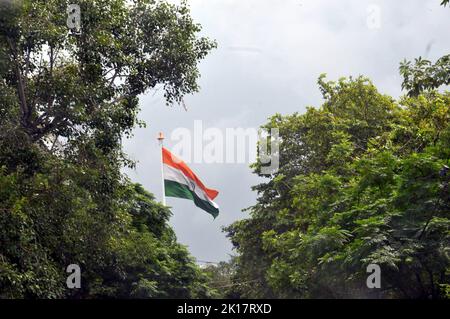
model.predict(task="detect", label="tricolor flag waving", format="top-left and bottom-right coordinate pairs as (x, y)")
top-left (162, 147), bottom-right (219, 219)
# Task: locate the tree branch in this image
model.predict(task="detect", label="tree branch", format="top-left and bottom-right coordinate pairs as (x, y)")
top-left (6, 36), bottom-right (31, 127)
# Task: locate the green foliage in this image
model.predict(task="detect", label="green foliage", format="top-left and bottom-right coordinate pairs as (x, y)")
top-left (202, 259), bottom-right (240, 299)
top-left (0, 170), bottom-right (211, 298)
top-left (400, 55), bottom-right (450, 97)
top-left (225, 1), bottom-right (450, 299)
top-left (0, 0), bottom-right (215, 298)
top-left (399, 0), bottom-right (449, 97)
top-left (0, 0), bottom-right (216, 146)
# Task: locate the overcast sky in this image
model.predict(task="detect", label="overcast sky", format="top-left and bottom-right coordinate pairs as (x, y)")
top-left (122, 0), bottom-right (450, 263)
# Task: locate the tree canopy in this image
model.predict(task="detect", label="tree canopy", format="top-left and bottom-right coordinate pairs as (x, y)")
top-left (0, 0), bottom-right (215, 298)
top-left (223, 1), bottom-right (450, 299)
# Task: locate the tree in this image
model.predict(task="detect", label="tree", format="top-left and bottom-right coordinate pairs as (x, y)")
top-left (0, 0), bottom-right (215, 298)
top-left (225, 76), bottom-right (450, 299)
top-left (400, 55), bottom-right (450, 97)
top-left (399, 1), bottom-right (450, 97)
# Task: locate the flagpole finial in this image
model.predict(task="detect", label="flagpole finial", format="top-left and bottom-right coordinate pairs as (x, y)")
top-left (157, 132), bottom-right (165, 145)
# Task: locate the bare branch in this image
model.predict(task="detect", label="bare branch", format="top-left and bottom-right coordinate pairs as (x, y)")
top-left (6, 37), bottom-right (28, 119)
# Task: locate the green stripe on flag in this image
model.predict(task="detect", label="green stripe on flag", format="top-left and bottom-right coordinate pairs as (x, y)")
top-left (164, 180), bottom-right (219, 219)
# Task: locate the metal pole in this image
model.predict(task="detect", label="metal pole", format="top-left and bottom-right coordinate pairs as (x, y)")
top-left (157, 132), bottom-right (166, 206)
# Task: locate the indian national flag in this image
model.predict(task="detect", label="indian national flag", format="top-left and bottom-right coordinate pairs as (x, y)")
top-left (162, 147), bottom-right (219, 218)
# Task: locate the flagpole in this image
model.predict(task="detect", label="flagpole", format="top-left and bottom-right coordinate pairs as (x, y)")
top-left (157, 132), bottom-right (166, 206)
